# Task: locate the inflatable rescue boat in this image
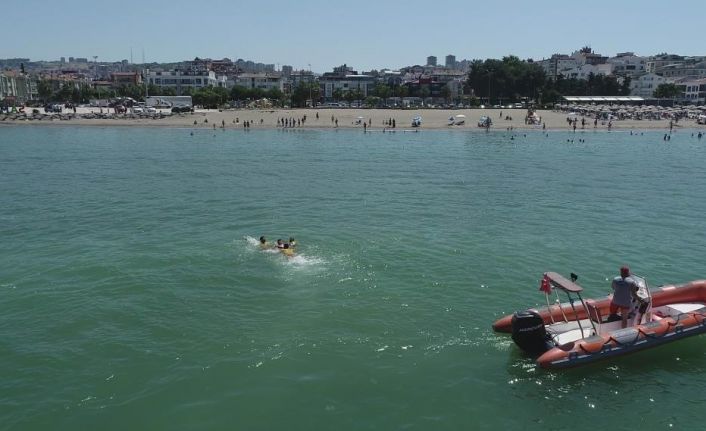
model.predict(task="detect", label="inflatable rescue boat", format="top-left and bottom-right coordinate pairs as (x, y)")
top-left (493, 272), bottom-right (706, 369)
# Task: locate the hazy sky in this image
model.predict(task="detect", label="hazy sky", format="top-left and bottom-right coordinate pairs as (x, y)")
top-left (4, 0), bottom-right (703, 72)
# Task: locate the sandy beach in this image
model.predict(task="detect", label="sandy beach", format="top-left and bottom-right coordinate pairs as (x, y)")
top-left (2, 108), bottom-right (704, 131)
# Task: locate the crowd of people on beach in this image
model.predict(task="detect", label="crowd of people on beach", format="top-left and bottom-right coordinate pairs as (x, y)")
top-left (557, 103), bottom-right (706, 123)
top-left (278, 115), bottom-right (307, 128)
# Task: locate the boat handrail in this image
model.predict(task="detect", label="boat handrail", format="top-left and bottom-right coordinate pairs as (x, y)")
top-left (585, 300), bottom-right (603, 334)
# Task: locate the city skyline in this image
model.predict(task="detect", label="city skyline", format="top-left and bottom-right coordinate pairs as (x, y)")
top-left (3, 0), bottom-right (704, 73)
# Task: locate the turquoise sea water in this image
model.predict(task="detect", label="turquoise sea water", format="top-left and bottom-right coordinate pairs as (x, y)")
top-left (2, 126), bottom-right (706, 430)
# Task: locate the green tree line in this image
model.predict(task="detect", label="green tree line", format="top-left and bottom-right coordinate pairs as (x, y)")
top-left (466, 56), bottom-right (632, 105)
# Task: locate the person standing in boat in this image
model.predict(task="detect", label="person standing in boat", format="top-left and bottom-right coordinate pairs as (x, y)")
top-left (610, 266), bottom-right (640, 328)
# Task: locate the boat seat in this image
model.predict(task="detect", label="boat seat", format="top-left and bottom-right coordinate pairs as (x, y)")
top-left (552, 328), bottom-right (592, 345)
top-left (665, 303), bottom-right (706, 317)
top-left (546, 319), bottom-right (593, 335)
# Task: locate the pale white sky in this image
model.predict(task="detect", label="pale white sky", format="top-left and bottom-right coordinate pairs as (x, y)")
top-left (3, 0), bottom-right (703, 72)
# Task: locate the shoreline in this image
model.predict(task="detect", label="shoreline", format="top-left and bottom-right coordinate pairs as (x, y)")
top-left (1, 108), bottom-right (703, 131)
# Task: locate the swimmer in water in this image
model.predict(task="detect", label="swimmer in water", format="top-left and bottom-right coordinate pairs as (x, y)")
top-left (288, 237), bottom-right (296, 249)
top-left (259, 236), bottom-right (269, 249)
top-left (275, 239), bottom-right (284, 249)
top-left (280, 242), bottom-right (295, 257)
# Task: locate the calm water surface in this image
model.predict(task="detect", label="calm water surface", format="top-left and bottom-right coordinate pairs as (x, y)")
top-left (2, 126), bottom-right (706, 430)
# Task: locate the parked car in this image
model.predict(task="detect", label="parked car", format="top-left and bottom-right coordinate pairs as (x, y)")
top-left (44, 104), bottom-right (63, 113)
top-left (171, 106), bottom-right (192, 113)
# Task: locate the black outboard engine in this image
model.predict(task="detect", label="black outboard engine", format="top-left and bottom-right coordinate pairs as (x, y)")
top-left (511, 310), bottom-right (551, 355)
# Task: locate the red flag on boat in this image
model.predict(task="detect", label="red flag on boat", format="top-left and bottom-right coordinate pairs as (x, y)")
top-left (539, 273), bottom-right (552, 294)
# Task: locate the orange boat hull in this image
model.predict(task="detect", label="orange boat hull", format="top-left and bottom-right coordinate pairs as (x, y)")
top-left (493, 280), bottom-right (706, 369)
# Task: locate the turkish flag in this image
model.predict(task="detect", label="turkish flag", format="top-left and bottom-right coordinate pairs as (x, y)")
top-left (539, 273), bottom-right (552, 294)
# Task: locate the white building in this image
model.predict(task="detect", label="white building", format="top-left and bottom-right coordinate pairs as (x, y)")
top-left (608, 53), bottom-right (647, 78)
top-left (145, 69), bottom-right (227, 95)
top-left (319, 74), bottom-right (375, 99)
top-left (674, 77), bottom-right (706, 103)
top-left (659, 61), bottom-right (706, 79)
top-left (562, 63), bottom-right (613, 80)
top-left (630, 73), bottom-right (672, 98)
top-left (540, 48), bottom-right (609, 80)
top-left (288, 70), bottom-right (316, 88)
top-left (646, 54), bottom-right (685, 74)
top-left (539, 55), bottom-right (580, 80)
top-left (0, 71), bottom-right (38, 103)
top-left (233, 73), bottom-right (285, 92)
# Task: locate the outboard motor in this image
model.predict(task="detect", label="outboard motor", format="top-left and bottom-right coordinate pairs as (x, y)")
top-left (511, 310), bottom-right (551, 355)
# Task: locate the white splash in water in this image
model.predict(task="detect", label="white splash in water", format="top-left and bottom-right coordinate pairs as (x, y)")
top-left (243, 235), bottom-right (326, 268)
top-left (244, 235), bottom-right (259, 247)
top-left (285, 254), bottom-right (325, 267)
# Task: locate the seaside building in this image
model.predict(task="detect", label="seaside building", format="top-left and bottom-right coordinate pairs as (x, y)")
top-left (281, 65), bottom-right (293, 76)
top-left (572, 47), bottom-right (608, 66)
top-left (540, 47), bottom-right (608, 80)
top-left (401, 68), bottom-right (466, 102)
top-left (144, 69), bottom-right (227, 95)
top-left (646, 54), bottom-right (686, 74)
top-left (608, 52), bottom-right (647, 78)
top-left (318, 64), bottom-right (375, 101)
top-left (186, 58), bottom-right (240, 76)
top-left (427, 56), bottom-right (437, 67)
top-left (445, 55), bottom-right (456, 69)
top-left (232, 73), bottom-right (285, 92)
top-left (0, 71), bottom-right (38, 104)
top-left (0, 72), bottom-right (18, 102)
top-left (288, 70), bottom-right (315, 87)
top-left (629, 73), bottom-right (672, 98)
top-left (378, 69), bottom-right (403, 87)
top-left (234, 59), bottom-right (275, 73)
top-left (539, 54), bottom-right (580, 80)
top-left (561, 63), bottom-right (613, 80)
top-left (658, 59), bottom-right (706, 79)
top-left (674, 77), bottom-right (706, 103)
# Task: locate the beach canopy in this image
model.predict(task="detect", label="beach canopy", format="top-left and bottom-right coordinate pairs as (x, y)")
top-left (563, 96), bottom-right (644, 102)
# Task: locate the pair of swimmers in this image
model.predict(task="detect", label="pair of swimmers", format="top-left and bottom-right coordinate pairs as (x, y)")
top-left (259, 236), bottom-right (297, 256)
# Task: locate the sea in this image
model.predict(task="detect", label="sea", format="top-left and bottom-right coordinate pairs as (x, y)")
top-left (2, 125), bottom-right (706, 430)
